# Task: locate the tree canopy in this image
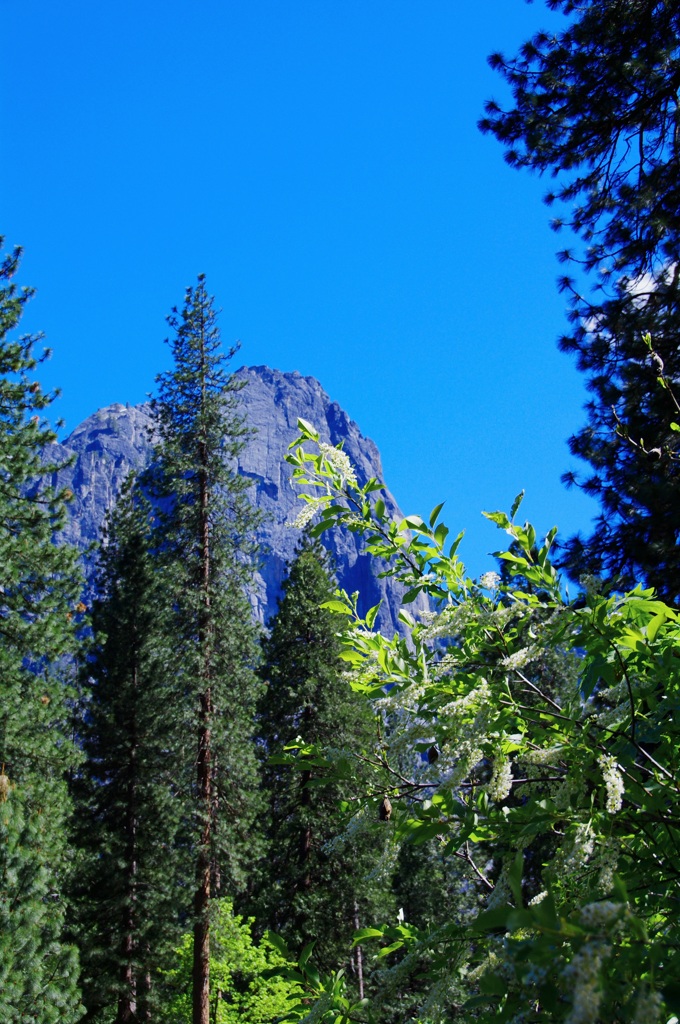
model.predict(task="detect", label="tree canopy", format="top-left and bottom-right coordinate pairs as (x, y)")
top-left (480, 0), bottom-right (680, 601)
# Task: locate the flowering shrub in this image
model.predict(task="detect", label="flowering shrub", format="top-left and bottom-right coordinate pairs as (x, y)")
top-left (276, 419), bottom-right (680, 1024)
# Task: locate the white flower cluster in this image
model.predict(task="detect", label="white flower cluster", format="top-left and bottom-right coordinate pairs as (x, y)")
top-left (552, 823), bottom-right (595, 876)
top-left (291, 501), bottom-right (321, 530)
top-left (563, 941), bottom-right (609, 1024)
top-left (579, 900), bottom-right (624, 933)
top-left (501, 645), bottom-right (539, 672)
top-left (318, 442), bottom-right (358, 487)
top-left (438, 678), bottom-right (491, 719)
top-left (579, 574), bottom-right (604, 597)
top-left (419, 601), bottom-right (476, 641)
top-left (323, 807), bottom-right (373, 855)
top-left (593, 703), bottom-right (629, 729)
top-left (528, 890), bottom-right (548, 906)
top-left (598, 754), bottom-right (624, 813)
top-left (522, 745), bottom-right (565, 766)
top-left (437, 738), bottom-right (485, 794)
top-left (596, 839), bottom-right (619, 894)
top-left (632, 987), bottom-right (664, 1024)
top-left (487, 755), bottom-right (513, 802)
top-left (479, 571), bottom-right (501, 591)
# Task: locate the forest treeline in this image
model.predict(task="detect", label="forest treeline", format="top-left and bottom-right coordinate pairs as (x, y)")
top-left (2, 2), bottom-right (680, 1022)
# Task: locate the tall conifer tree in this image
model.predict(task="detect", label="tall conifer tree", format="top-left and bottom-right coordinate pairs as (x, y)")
top-left (149, 276), bottom-right (262, 1024)
top-left (0, 239), bottom-right (83, 1022)
top-left (255, 535), bottom-right (390, 984)
top-left (73, 480), bottom-right (184, 1023)
top-left (480, 0), bottom-right (680, 600)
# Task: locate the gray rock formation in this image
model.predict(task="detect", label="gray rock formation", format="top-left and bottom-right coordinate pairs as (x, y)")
top-left (49, 366), bottom-right (411, 635)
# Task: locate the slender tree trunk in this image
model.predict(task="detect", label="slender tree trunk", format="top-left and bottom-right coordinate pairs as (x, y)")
top-left (193, 693), bottom-right (212, 1024)
top-left (117, 665), bottom-right (139, 1024)
top-left (353, 900), bottom-right (364, 1001)
top-left (138, 961), bottom-right (152, 1023)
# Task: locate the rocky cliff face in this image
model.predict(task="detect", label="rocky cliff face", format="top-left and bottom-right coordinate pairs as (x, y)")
top-left (49, 366), bottom-right (411, 635)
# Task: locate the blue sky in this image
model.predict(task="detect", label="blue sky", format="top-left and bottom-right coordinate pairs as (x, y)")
top-left (2, 0), bottom-right (597, 578)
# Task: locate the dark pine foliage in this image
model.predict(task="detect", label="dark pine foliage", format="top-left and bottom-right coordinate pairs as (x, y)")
top-left (255, 535), bottom-right (391, 985)
top-left (480, 0), bottom-right (680, 601)
top-left (0, 239), bottom-right (83, 1022)
top-left (73, 480), bottom-right (186, 1023)
top-left (148, 276), bottom-right (263, 1024)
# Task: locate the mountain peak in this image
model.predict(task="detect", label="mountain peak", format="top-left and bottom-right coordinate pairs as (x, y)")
top-left (49, 366), bottom-right (405, 633)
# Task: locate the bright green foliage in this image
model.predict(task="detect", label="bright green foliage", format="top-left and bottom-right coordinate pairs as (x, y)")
top-left (255, 535), bottom-right (392, 980)
top-left (73, 479), bottom-right (185, 1022)
top-left (162, 900), bottom-right (303, 1023)
top-left (273, 421), bottom-right (680, 1024)
top-left (0, 239), bottom-right (83, 1021)
top-left (148, 276), bottom-right (263, 1023)
top-left (479, 1), bottom-right (680, 601)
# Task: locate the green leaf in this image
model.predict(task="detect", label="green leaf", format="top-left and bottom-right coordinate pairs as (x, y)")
top-left (483, 510), bottom-right (511, 529)
top-left (265, 931), bottom-right (292, 960)
top-left (297, 418), bottom-right (319, 440)
top-left (507, 850), bottom-right (524, 904)
top-left (299, 941), bottom-right (316, 967)
top-left (429, 502), bottom-right (445, 527)
top-left (646, 610), bottom-right (667, 642)
top-left (480, 972), bottom-right (508, 995)
top-left (377, 940), bottom-right (405, 958)
top-left (434, 522), bottom-right (450, 547)
top-left (320, 600), bottom-right (353, 615)
top-left (510, 490), bottom-right (525, 520)
top-left (352, 928), bottom-right (384, 943)
top-left (365, 602), bottom-right (381, 630)
top-left (473, 906), bottom-right (513, 931)
top-left (402, 515), bottom-right (426, 531)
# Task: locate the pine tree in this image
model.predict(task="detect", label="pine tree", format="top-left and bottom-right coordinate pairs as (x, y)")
top-left (148, 276), bottom-right (263, 1024)
top-left (479, 0), bottom-right (680, 601)
top-left (255, 535), bottom-right (390, 984)
top-left (0, 239), bottom-right (83, 1021)
top-left (73, 479), bottom-right (185, 1023)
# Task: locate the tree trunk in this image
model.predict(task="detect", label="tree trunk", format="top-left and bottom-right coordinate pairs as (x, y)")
top-left (353, 900), bottom-right (364, 1001)
top-left (192, 692), bottom-right (212, 1024)
top-left (117, 665), bottom-right (139, 1024)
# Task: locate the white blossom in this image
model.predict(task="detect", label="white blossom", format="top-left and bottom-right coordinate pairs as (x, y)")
top-left (596, 840), bottom-right (619, 894)
top-left (598, 754), bottom-right (624, 813)
top-left (579, 900), bottom-right (624, 932)
top-left (528, 890), bottom-right (548, 906)
top-left (632, 988), bottom-right (664, 1024)
top-left (290, 501), bottom-right (319, 530)
top-left (479, 571), bottom-right (501, 591)
top-left (487, 755), bottom-right (513, 802)
top-left (563, 941), bottom-right (609, 1024)
top-left (523, 745), bottom-right (565, 766)
top-left (318, 442), bottom-right (358, 487)
top-left (553, 823), bottom-right (595, 875)
top-left (501, 646), bottom-right (539, 672)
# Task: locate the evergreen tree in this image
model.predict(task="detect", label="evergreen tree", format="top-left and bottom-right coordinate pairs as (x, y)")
top-left (255, 535), bottom-right (390, 985)
top-left (148, 276), bottom-right (263, 1024)
top-left (73, 479), bottom-right (185, 1023)
top-left (479, 0), bottom-right (680, 601)
top-left (0, 239), bottom-right (83, 1021)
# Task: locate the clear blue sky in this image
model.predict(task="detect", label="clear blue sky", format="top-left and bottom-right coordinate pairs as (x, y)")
top-left (2, 0), bottom-right (597, 579)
